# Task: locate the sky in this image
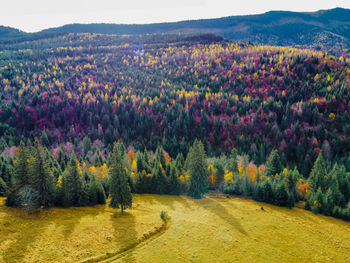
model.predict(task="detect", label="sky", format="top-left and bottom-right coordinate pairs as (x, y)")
top-left (1, 0), bottom-right (350, 33)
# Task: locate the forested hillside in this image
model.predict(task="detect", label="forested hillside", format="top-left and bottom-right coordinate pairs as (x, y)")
top-left (0, 33), bottom-right (350, 220)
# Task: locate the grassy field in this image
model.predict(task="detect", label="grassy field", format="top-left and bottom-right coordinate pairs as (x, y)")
top-left (1, 195), bottom-right (350, 263)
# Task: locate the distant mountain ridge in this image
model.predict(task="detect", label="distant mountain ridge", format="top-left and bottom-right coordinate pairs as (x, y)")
top-left (2, 8), bottom-right (350, 49)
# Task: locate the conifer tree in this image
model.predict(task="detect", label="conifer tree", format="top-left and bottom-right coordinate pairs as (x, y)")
top-left (188, 140), bottom-right (208, 198)
top-left (40, 131), bottom-right (50, 147)
top-left (0, 177), bottom-right (7, 197)
top-left (262, 179), bottom-right (274, 203)
top-left (14, 141), bottom-right (31, 188)
top-left (61, 153), bottom-right (83, 207)
top-left (309, 153), bottom-right (327, 191)
top-left (30, 140), bottom-right (55, 208)
top-left (83, 136), bottom-right (92, 156)
top-left (168, 165), bottom-right (181, 195)
top-left (242, 175), bottom-right (252, 196)
top-left (151, 162), bottom-right (167, 194)
top-left (109, 143), bottom-right (132, 213)
top-left (265, 149), bottom-right (282, 177)
top-left (274, 181), bottom-right (290, 207)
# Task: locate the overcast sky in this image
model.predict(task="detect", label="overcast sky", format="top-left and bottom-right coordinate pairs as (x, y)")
top-left (2, 0), bottom-right (350, 32)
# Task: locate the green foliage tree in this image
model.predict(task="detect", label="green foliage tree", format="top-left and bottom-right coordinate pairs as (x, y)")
top-left (168, 165), bottom-right (181, 195)
top-left (151, 162), bottom-right (167, 194)
top-left (187, 140), bottom-right (208, 198)
top-left (61, 153), bottom-right (83, 207)
top-left (83, 136), bottom-right (92, 156)
top-left (309, 153), bottom-right (327, 191)
top-left (0, 177), bottom-right (7, 197)
top-left (265, 149), bottom-right (282, 177)
top-left (274, 181), bottom-right (292, 207)
top-left (30, 140), bottom-right (55, 208)
top-left (109, 143), bottom-right (132, 213)
top-left (13, 141), bottom-right (31, 188)
top-left (40, 131), bottom-right (50, 147)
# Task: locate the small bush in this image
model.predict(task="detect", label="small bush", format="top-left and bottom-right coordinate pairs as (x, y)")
top-left (160, 210), bottom-right (166, 221)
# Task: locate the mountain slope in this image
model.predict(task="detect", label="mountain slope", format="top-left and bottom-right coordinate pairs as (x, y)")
top-left (40, 8), bottom-right (350, 48)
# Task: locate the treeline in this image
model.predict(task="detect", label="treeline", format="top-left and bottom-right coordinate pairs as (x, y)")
top-left (1, 34), bottom-right (350, 179)
top-left (5, 140), bottom-right (107, 211)
top-left (1, 138), bottom-right (350, 221)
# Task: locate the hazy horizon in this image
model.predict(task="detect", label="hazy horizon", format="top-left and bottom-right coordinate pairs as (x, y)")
top-left (1, 0), bottom-right (350, 33)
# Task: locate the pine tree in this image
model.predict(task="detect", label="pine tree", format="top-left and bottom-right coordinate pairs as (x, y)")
top-left (187, 140), bottom-right (208, 198)
top-left (309, 153), bottom-right (327, 191)
top-left (274, 181), bottom-right (290, 207)
top-left (61, 153), bottom-right (83, 207)
top-left (30, 140), bottom-right (55, 208)
top-left (151, 162), bottom-right (167, 194)
top-left (168, 165), bottom-right (181, 195)
top-left (253, 182), bottom-right (264, 201)
top-left (109, 143), bottom-right (132, 213)
top-left (40, 131), bottom-right (50, 147)
top-left (265, 149), bottom-right (282, 177)
top-left (0, 177), bottom-right (7, 197)
top-left (13, 141), bottom-right (31, 189)
top-left (242, 175), bottom-right (252, 196)
top-left (156, 146), bottom-right (166, 169)
top-left (261, 179), bottom-right (274, 203)
top-left (175, 153), bottom-right (185, 174)
top-left (83, 136), bottom-right (92, 156)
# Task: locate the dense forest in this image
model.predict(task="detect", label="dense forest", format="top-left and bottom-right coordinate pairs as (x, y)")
top-left (0, 33), bottom-right (350, 220)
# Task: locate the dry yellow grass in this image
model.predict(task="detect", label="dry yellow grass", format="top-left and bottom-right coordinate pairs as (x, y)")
top-left (0, 197), bottom-right (163, 263)
top-left (1, 195), bottom-right (350, 263)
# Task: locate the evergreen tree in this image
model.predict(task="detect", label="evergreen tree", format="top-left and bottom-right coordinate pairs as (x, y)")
top-left (0, 177), bottom-right (7, 197)
top-left (61, 153), bottom-right (83, 207)
top-left (187, 140), bottom-right (208, 198)
top-left (242, 175), bottom-right (252, 196)
top-left (151, 162), bottom-right (167, 194)
top-left (40, 131), bottom-right (50, 147)
top-left (30, 140), bottom-right (55, 208)
top-left (175, 153), bottom-right (185, 173)
top-left (88, 174), bottom-right (106, 205)
top-left (156, 146), bottom-right (166, 169)
top-left (261, 179), bottom-right (274, 203)
top-left (109, 143), bottom-right (132, 213)
top-left (13, 141), bottom-right (31, 188)
top-left (57, 147), bottom-right (68, 171)
top-left (94, 150), bottom-right (104, 166)
top-left (168, 165), bottom-right (181, 195)
top-left (83, 136), bottom-right (92, 156)
top-left (265, 149), bottom-right (282, 177)
top-left (309, 153), bottom-right (327, 191)
top-left (253, 182), bottom-right (264, 201)
top-left (274, 181), bottom-right (291, 207)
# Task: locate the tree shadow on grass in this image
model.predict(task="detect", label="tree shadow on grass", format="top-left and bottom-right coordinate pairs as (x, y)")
top-left (111, 210), bottom-right (137, 263)
top-left (1, 206), bottom-right (93, 262)
top-left (197, 197), bottom-right (249, 237)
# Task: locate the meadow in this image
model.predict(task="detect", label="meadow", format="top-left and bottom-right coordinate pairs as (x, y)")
top-left (1, 195), bottom-right (349, 263)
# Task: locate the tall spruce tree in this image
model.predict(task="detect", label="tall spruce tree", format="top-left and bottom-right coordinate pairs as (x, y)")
top-left (30, 140), bottom-right (55, 208)
top-left (109, 143), bottom-right (132, 213)
top-left (14, 141), bottom-right (31, 188)
top-left (309, 153), bottom-right (327, 192)
top-left (61, 153), bottom-right (83, 207)
top-left (187, 140), bottom-right (208, 198)
top-left (227, 148), bottom-right (239, 174)
top-left (265, 149), bottom-right (282, 177)
top-left (168, 165), bottom-right (181, 195)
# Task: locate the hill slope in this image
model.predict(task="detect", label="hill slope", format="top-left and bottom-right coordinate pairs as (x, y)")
top-left (40, 8), bottom-right (350, 49)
